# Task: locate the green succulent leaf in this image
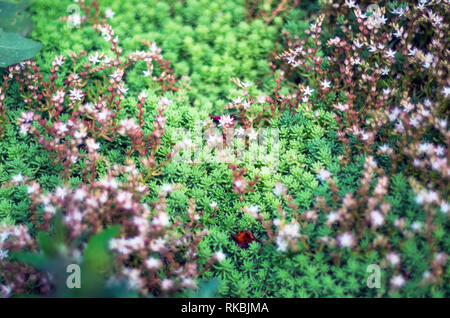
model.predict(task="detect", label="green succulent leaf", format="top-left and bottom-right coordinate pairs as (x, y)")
top-left (187, 279), bottom-right (221, 298)
top-left (0, 29), bottom-right (42, 67)
top-left (82, 225), bottom-right (120, 274)
top-left (12, 251), bottom-right (48, 270)
top-left (0, 1), bottom-right (34, 36)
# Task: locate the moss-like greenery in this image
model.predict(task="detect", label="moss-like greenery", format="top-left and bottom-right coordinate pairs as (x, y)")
top-left (0, 0), bottom-right (448, 298)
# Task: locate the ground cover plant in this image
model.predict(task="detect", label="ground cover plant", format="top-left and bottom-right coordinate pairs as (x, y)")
top-left (0, 0), bottom-right (448, 298)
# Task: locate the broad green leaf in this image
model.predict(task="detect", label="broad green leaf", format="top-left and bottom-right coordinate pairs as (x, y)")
top-left (37, 231), bottom-right (60, 257)
top-left (0, 30), bottom-right (42, 67)
top-left (0, 1), bottom-right (34, 36)
top-left (188, 279), bottom-right (220, 298)
top-left (53, 211), bottom-right (67, 244)
top-left (12, 251), bottom-right (49, 270)
top-left (0, 0), bottom-right (32, 10)
top-left (82, 226), bottom-right (120, 274)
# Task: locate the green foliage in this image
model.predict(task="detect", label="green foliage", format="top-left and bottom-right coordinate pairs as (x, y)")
top-left (0, 0), bottom-right (447, 298)
top-left (13, 215), bottom-right (134, 297)
top-left (0, 1), bottom-right (41, 67)
top-left (0, 28), bottom-right (42, 68)
top-left (186, 279), bottom-right (221, 298)
top-left (0, 0), bottom-right (34, 36)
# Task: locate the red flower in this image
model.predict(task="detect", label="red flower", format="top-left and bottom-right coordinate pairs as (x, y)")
top-left (231, 231), bottom-right (260, 249)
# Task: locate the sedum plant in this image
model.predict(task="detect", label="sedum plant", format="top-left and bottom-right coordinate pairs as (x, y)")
top-left (0, 0), bottom-right (448, 298)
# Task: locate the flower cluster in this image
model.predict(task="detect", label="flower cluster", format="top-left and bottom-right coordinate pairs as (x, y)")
top-left (0, 0), bottom-right (448, 298)
top-left (244, 0), bottom-right (301, 24)
top-left (0, 2), bottom-right (218, 297)
top-left (228, 163), bottom-right (260, 201)
top-left (1, 163), bottom-right (215, 296)
top-left (240, 0), bottom-right (449, 292)
top-left (0, 86), bottom-right (6, 139)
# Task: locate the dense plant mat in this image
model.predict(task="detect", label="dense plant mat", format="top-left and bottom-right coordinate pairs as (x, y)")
top-left (0, 0), bottom-right (448, 298)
